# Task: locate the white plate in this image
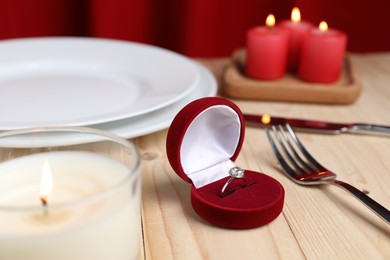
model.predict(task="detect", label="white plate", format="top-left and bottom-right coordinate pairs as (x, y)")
top-left (0, 62), bottom-right (217, 147)
top-left (0, 37), bottom-right (199, 130)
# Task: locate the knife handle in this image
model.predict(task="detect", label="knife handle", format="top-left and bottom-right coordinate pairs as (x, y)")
top-left (350, 124), bottom-right (390, 135)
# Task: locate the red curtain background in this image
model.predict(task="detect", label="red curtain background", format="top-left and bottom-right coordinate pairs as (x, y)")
top-left (0, 0), bottom-right (388, 58)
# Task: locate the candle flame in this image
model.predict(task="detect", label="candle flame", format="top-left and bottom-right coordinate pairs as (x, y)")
top-left (261, 114), bottom-right (271, 125)
top-left (40, 161), bottom-right (53, 205)
top-left (266, 14), bottom-right (275, 27)
top-left (319, 21), bottom-right (328, 32)
top-left (291, 7), bottom-right (301, 23)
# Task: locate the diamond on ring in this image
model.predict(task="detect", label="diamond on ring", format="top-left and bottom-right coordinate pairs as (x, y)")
top-left (229, 166), bottom-right (245, 178)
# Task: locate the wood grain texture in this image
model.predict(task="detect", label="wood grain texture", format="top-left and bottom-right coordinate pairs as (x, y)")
top-left (137, 54), bottom-right (390, 259)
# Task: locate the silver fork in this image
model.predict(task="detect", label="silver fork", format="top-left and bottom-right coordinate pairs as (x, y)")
top-left (266, 124), bottom-right (390, 225)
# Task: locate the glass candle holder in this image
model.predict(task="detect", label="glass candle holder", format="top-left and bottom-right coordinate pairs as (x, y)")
top-left (0, 126), bottom-right (141, 260)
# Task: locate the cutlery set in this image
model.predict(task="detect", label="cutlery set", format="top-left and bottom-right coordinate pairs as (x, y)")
top-left (245, 114), bottom-right (390, 225)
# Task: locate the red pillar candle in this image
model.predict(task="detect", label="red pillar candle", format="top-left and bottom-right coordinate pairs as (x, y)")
top-left (298, 21), bottom-right (347, 83)
top-left (278, 7), bottom-right (315, 72)
top-left (246, 14), bottom-right (288, 80)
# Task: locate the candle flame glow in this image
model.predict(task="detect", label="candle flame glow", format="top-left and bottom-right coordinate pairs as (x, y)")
top-left (319, 21), bottom-right (328, 32)
top-left (291, 7), bottom-right (301, 23)
top-left (40, 161), bottom-right (53, 205)
top-left (261, 114), bottom-right (271, 125)
top-left (266, 14), bottom-right (275, 27)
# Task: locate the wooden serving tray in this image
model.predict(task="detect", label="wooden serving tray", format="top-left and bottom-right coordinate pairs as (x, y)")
top-left (222, 49), bottom-right (362, 104)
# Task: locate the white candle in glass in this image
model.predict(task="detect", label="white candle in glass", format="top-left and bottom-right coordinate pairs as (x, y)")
top-left (0, 151), bottom-right (141, 260)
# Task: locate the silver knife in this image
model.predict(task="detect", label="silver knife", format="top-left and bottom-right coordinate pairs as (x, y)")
top-left (244, 114), bottom-right (390, 135)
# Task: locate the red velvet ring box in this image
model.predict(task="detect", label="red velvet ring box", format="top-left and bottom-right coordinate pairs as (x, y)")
top-left (166, 97), bottom-right (284, 229)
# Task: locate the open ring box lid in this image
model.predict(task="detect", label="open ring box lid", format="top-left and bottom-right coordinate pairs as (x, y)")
top-left (166, 97), bottom-right (284, 229)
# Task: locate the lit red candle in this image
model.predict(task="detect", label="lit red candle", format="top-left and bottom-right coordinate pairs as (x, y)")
top-left (278, 7), bottom-right (315, 72)
top-left (246, 14), bottom-right (288, 80)
top-left (298, 21), bottom-right (347, 83)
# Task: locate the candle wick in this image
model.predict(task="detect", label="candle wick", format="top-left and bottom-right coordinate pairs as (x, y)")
top-left (40, 196), bottom-right (49, 216)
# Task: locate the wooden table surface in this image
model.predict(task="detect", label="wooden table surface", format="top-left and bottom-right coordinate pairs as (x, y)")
top-left (136, 53), bottom-right (390, 259)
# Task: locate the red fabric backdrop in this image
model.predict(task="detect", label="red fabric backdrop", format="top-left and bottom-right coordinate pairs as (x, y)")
top-left (0, 0), bottom-right (389, 57)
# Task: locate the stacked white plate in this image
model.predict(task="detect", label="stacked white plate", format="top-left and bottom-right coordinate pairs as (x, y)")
top-left (0, 37), bottom-right (217, 140)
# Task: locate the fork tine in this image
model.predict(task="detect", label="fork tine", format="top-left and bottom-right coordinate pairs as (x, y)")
top-left (265, 127), bottom-right (297, 178)
top-left (285, 124), bottom-right (326, 172)
top-left (271, 126), bottom-right (307, 174)
top-left (278, 125), bottom-right (315, 173)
